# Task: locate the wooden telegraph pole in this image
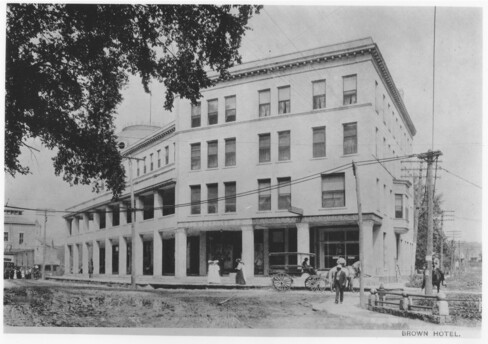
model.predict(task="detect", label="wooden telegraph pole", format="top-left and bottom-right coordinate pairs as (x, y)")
top-left (417, 150), bottom-right (442, 295)
top-left (352, 161), bottom-right (365, 307)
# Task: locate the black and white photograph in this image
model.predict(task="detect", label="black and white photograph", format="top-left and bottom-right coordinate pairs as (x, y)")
top-left (2, 1), bottom-right (485, 342)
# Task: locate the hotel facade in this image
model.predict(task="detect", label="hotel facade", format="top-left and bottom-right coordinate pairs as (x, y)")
top-left (63, 38), bottom-right (417, 281)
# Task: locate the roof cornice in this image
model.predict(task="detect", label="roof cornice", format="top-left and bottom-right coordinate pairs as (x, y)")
top-left (122, 124), bottom-right (175, 157)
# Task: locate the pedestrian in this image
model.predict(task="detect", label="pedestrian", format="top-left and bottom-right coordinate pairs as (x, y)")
top-left (336, 256), bottom-right (346, 267)
top-left (333, 264), bottom-right (347, 304)
top-left (235, 258), bottom-right (246, 285)
top-left (207, 260), bottom-right (221, 284)
top-left (88, 259), bottom-right (94, 278)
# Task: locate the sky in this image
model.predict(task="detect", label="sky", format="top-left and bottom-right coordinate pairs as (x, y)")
top-left (3, 4), bottom-right (484, 245)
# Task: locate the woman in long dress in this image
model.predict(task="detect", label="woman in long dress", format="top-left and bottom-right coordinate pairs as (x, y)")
top-left (207, 260), bottom-right (221, 284)
top-left (235, 259), bottom-right (246, 285)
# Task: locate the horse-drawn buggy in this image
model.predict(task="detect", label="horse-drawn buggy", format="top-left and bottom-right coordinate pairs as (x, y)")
top-left (269, 252), bottom-right (329, 292)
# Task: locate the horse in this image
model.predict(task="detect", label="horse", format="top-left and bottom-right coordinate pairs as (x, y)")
top-left (328, 261), bottom-right (361, 291)
top-left (421, 268), bottom-right (446, 293)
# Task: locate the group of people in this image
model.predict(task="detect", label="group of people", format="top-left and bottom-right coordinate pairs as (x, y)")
top-left (4, 265), bottom-right (40, 280)
top-left (207, 258), bottom-right (246, 285)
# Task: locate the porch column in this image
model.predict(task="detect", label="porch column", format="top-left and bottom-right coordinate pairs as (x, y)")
top-left (153, 231), bottom-right (163, 276)
top-left (363, 220), bottom-right (375, 276)
top-left (154, 190), bottom-right (164, 218)
top-left (199, 231), bottom-right (207, 276)
top-left (263, 230), bottom-right (270, 275)
top-left (82, 213), bottom-right (89, 232)
top-left (119, 236), bottom-right (127, 275)
top-left (93, 211), bottom-right (101, 230)
top-left (106, 206), bottom-right (113, 228)
top-left (120, 202), bottom-right (128, 225)
top-left (296, 222), bottom-right (310, 264)
top-left (135, 234), bottom-right (143, 276)
top-left (175, 228), bottom-right (187, 278)
top-left (72, 244), bottom-right (79, 274)
top-left (241, 226), bottom-right (254, 277)
top-left (105, 238), bottom-right (113, 275)
top-left (82, 242), bottom-right (89, 275)
top-left (91, 240), bottom-right (99, 275)
top-left (64, 244), bottom-right (71, 275)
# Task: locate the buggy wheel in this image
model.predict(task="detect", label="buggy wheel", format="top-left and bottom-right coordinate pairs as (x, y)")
top-left (305, 276), bottom-right (327, 292)
top-left (271, 273), bottom-right (293, 291)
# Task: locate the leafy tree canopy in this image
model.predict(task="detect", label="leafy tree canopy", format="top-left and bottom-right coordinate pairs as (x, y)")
top-left (6, 4), bottom-right (261, 198)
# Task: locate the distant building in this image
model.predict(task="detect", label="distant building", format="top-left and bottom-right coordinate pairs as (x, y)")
top-left (63, 37), bottom-right (416, 280)
top-left (4, 209), bottom-right (61, 272)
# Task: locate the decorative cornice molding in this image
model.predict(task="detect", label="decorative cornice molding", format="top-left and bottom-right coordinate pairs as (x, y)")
top-left (122, 125), bottom-right (176, 157)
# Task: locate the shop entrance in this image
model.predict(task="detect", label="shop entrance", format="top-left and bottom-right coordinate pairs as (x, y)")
top-left (206, 231), bottom-right (242, 275)
top-left (143, 239), bottom-right (153, 275)
top-left (99, 246), bottom-right (105, 274)
top-left (321, 229), bottom-right (359, 268)
top-left (162, 238), bottom-right (175, 275)
top-left (187, 236), bottom-right (200, 275)
top-left (112, 244), bottom-right (119, 274)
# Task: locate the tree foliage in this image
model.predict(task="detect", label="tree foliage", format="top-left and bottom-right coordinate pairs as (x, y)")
top-left (6, 4), bottom-right (261, 198)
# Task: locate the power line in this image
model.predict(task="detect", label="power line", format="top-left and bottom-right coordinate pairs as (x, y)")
top-left (438, 166), bottom-right (481, 189)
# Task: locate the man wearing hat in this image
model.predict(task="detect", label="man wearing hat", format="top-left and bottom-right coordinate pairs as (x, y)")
top-left (334, 264), bottom-right (347, 304)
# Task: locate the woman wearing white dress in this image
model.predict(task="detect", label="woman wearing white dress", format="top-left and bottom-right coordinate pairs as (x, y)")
top-left (207, 260), bottom-right (221, 284)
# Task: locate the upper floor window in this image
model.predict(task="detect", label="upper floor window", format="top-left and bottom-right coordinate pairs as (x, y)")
top-left (343, 122), bottom-right (357, 155)
top-left (278, 131), bottom-right (291, 161)
top-left (191, 143), bottom-right (201, 170)
top-left (322, 173), bottom-right (345, 208)
top-left (142, 195), bottom-right (154, 220)
top-left (278, 86), bottom-right (290, 114)
top-left (225, 96), bottom-right (236, 122)
top-left (395, 194), bottom-right (403, 219)
top-left (312, 80), bottom-right (326, 109)
top-left (4, 232), bottom-right (8, 241)
top-left (259, 133), bottom-right (271, 163)
top-left (313, 127), bottom-right (326, 158)
top-left (137, 160), bottom-right (140, 177)
top-left (165, 146), bottom-right (169, 165)
top-left (375, 81), bottom-right (380, 114)
top-left (150, 153), bottom-right (154, 171)
top-left (207, 140), bottom-right (218, 168)
top-left (99, 210), bottom-right (106, 229)
top-left (207, 183), bottom-right (218, 214)
top-left (278, 177), bottom-right (291, 210)
top-left (343, 75), bottom-right (357, 105)
top-left (157, 149), bottom-right (161, 168)
top-left (143, 157), bottom-right (147, 174)
top-left (224, 182), bottom-right (236, 213)
top-left (258, 179), bottom-right (271, 211)
top-left (208, 99), bottom-right (218, 125)
top-left (191, 102), bottom-right (201, 128)
top-left (259, 89), bottom-right (271, 117)
top-left (190, 185), bottom-right (201, 215)
top-left (112, 205), bottom-right (120, 227)
top-left (19, 233), bottom-right (24, 245)
top-left (225, 138), bottom-right (236, 166)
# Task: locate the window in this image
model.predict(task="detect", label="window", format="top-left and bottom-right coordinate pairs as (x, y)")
top-left (207, 184), bottom-right (218, 214)
top-left (259, 89), bottom-right (271, 117)
top-left (143, 157), bottom-right (147, 174)
top-left (208, 99), bottom-right (218, 125)
top-left (278, 177), bottom-right (291, 210)
top-left (258, 179), bottom-right (271, 211)
top-left (99, 210), bottom-right (106, 229)
top-left (207, 140), bottom-right (218, 168)
top-left (225, 96), bottom-right (236, 122)
top-left (313, 127), bottom-right (326, 158)
top-left (259, 133), bottom-right (271, 163)
top-left (375, 81), bottom-right (380, 113)
top-left (157, 149), bottom-right (161, 168)
top-left (4, 232), bottom-right (8, 241)
top-left (322, 173), bottom-right (345, 208)
top-left (19, 233), bottom-right (24, 245)
top-left (343, 122), bottom-right (357, 155)
top-left (165, 146), bottom-right (169, 165)
top-left (278, 86), bottom-right (290, 114)
top-left (312, 80), bottom-right (326, 109)
top-left (382, 95), bottom-right (386, 123)
top-left (150, 153), bottom-right (154, 171)
top-left (142, 195), bottom-right (154, 220)
top-left (343, 75), bottom-right (357, 105)
top-left (136, 160), bottom-right (140, 177)
top-left (190, 185), bottom-right (201, 215)
top-left (191, 102), bottom-right (201, 128)
top-left (224, 182), bottom-right (236, 212)
top-left (225, 138), bottom-right (236, 166)
top-left (278, 131), bottom-right (290, 161)
top-left (395, 194), bottom-right (403, 219)
top-left (112, 205), bottom-right (120, 227)
top-left (191, 143), bottom-right (201, 170)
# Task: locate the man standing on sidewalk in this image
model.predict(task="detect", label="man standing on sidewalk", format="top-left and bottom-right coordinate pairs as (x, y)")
top-left (334, 265), bottom-right (347, 304)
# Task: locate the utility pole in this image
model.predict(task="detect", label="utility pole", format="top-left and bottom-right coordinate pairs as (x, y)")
top-left (128, 158), bottom-right (137, 289)
top-left (417, 150), bottom-right (442, 295)
top-left (41, 209), bottom-right (47, 280)
top-left (352, 161), bottom-right (365, 308)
